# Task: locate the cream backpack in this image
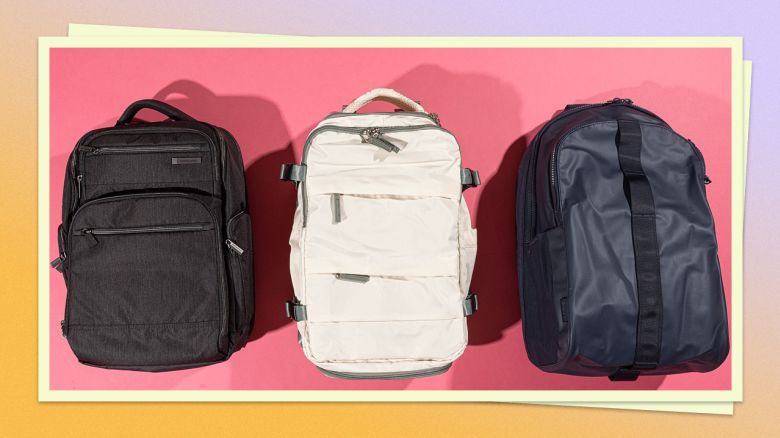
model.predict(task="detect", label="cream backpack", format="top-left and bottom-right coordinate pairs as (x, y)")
top-left (281, 88), bottom-right (480, 379)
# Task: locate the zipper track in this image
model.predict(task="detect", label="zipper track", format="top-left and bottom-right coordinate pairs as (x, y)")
top-left (317, 363), bottom-right (452, 380)
top-left (323, 111), bottom-right (441, 126)
top-left (299, 124), bottom-right (463, 226)
top-left (524, 100), bottom-right (670, 242)
top-left (548, 122), bottom-right (709, 226)
top-left (83, 144), bottom-right (206, 155)
top-left (75, 223), bottom-right (213, 235)
top-left (69, 128), bottom-right (219, 212)
top-left (63, 192), bottom-right (225, 341)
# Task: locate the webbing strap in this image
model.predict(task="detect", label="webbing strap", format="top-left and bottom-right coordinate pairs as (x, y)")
top-left (611, 120), bottom-right (663, 381)
top-left (285, 300), bottom-right (307, 321)
top-left (279, 164), bottom-right (306, 183)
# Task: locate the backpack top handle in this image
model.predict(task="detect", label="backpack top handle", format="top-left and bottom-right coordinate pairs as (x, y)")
top-left (116, 99), bottom-right (197, 126)
top-left (342, 88), bottom-right (426, 114)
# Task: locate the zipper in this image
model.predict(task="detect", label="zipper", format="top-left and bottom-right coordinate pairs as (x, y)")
top-left (547, 121), bottom-right (706, 227)
top-left (225, 239), bottom-right (244, 255)
top-left (687, 139), bottom-right (711, 184)
top-left (82, 144), bottom-right (205, 155)
top-left (64, 192), bottom-right (223, 339)
top-left (324, 111), bottom-right (441, 126)
top-left (317, 363), bottom-right (451, 380)
top-left (335, 273), bottom-right (370, 283)
top-left (527, 98), bottom-right (668, 239)
top-left (299, 124), bottom-right (464, 226)
top-left (69, 127), bottom-right (219, 211)
top-left (75, 174), bottom-right (84, 204)
top-left (360, 128), bottom-right (401, 153)
top-left (331, 193), bottom-right (343, 223)
top-left (74, 223), bottom-right (212, 236)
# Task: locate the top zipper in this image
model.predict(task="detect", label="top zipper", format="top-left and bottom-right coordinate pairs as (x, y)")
top-left (525, 98), bottom-right (666, 241)
top-left (324, 111), bottom-right (441, 126)
top-left (298, 124), bottom-right (463, 226)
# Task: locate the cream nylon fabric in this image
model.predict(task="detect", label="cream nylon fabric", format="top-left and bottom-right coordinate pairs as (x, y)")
top-left (289, 110), bottom-right (477, 376)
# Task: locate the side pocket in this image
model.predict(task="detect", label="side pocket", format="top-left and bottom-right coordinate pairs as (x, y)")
top-left (226, 210), bottom-right (254, 350)
top-left (458, 200), bottom-right (477, 296)
top-left (523, 226), bottom-right (568, 366)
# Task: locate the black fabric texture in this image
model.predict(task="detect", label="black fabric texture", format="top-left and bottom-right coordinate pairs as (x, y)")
top-left (56, 99), bottom-right (254, 371)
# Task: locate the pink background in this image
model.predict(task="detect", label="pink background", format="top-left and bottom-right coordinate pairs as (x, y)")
top-left (49, 47), bottom-right (732, 390)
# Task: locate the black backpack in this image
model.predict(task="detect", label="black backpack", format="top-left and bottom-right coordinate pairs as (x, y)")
top-left (52, 100), bottom-right (254, 371)
top-left (516, 98), bottom-right (729, 380)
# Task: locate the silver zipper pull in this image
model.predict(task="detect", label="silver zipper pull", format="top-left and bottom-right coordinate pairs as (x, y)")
top-left (335, 273), bottom-right (370, 283)
top-left (360, 128), bottom-right (400, 153)
top-left (225, 239), bottom-right (244, 255)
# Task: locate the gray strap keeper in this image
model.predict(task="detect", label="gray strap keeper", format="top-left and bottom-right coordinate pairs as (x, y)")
top-left (285, 300), bottom-right (307, 321)
top-left (463, 293), bottom-right (479, 316)
top-left (280, 164), bottom-right (306, 183)
top-left (462, 168), bottom-right (481, 191)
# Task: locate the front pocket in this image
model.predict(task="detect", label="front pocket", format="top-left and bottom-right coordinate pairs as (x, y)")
top-left (225, 210), bottom-right (254, 349)
top-left (79, 143), bottom-right (215, 200)
top-left (64, 193), bottom-right (226, 367)
top-left (305, 194), bottom-right (459, 276)
top-left (523, 226), bottom-right (568, 366)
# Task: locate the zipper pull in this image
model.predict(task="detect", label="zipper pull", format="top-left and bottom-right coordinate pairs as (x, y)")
top-left (225, 239), bottom-right (244, 255)
top-left (76, 174), bottom-right (84, 200)
top-left (360, 128), bottom-right (400, 153)
top-left (335, 273), bottom-right (370, 283)
top-left (331, 193), bottom-right (343, 224)
top-left (703, 175), bottom-right (712, 184)
top-left (50, 254), bottom-right (66, 272)
top-left (605, 97), bottom-right (633, 105)
top-left (83, 229), bottom-right (98, 245)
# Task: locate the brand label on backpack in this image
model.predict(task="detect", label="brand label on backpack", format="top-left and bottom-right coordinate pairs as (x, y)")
top-left (171, 157), bottom-right (202, 165)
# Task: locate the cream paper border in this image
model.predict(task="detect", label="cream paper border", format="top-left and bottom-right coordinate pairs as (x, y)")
top-left (38, 34), bottom-right (745, 405)
top-left (64, 25), bottom-right (752, 416)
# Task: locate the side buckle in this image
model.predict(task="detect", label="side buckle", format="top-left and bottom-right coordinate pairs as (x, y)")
top-left (285, 299), bottom-right (307, 321)
top-left (462, 168), bottom-right (481, 191)
top-left (464, 293), bottom-right (479, 316)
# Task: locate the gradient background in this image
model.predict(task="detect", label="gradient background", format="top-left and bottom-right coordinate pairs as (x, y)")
top-left (1, 1), bottom-right (774, 435)
top-left (47, 47), bottom-right (733, 391)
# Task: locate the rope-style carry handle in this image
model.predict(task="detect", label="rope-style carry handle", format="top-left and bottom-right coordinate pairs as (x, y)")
top-left (116, 99), bottom-right (197, 126)
top-left (342, 88), bottom-right (426, 114)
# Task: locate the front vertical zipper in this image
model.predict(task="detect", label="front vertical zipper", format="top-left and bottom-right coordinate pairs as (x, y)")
top-left (76, 174), bottom-right (84, 202)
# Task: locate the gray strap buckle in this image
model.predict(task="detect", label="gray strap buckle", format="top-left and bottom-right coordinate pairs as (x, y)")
top-left (464, 293), bottom-right (479, 316)
top-left (285, 300), bottom-right (307, 321)
top-left (462, 168), bottom-right (481, 191)
top-left (280, 164), bottom-right (306, 183)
